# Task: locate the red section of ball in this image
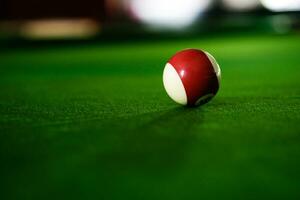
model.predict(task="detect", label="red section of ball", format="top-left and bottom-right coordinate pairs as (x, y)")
top-left (168, 49), bottom-right (219, 106)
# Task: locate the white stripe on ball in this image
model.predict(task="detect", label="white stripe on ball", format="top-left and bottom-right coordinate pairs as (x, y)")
top-left (163, 63), bottom-right (188, 105)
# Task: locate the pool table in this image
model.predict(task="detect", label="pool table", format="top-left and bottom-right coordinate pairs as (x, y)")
top-left (0, 33), bottom-right (300, 199)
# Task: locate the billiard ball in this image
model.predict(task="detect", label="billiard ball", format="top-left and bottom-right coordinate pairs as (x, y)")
top-left (163, 49), bottom-right (221, 106)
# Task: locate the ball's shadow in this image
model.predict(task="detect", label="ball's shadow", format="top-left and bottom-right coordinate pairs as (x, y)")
top-left (141, 106), bottom-right (204, 132)
top-left (122, 106), bottom-right (205, 172)
top-left (96, 105), bottom-right (206, 175)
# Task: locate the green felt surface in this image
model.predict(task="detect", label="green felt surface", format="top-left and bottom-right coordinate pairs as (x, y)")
top-left (0, 34), bottom-right (300, 199)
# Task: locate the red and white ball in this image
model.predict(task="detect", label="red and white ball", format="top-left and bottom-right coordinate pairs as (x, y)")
top-left (163, 49), bottom-right (221, 106)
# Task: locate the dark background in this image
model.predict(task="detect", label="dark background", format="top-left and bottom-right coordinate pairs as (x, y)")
top-left (0, 0), bottom-right (105, 20)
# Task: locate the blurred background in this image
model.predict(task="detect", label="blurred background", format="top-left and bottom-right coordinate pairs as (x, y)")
top-left (0, 0), bottom-right (300, 43)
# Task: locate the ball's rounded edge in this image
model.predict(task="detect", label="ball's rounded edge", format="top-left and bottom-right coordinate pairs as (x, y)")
top-left (163, 63), bottom-right (188, 105)
top-left (190, 51), bottom-right (221, 107)
top-left (204, 51), bottom-right (221, 85)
